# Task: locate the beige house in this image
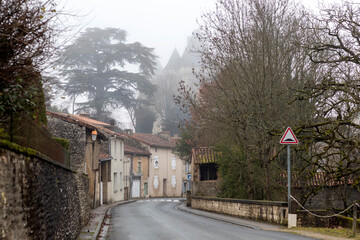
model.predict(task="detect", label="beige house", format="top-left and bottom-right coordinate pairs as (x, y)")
top-left (128, 131), bottom-right (187, 197)
top-left (124, 144), bottom-right (151, 199)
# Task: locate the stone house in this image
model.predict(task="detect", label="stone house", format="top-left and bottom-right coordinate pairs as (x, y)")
top-left (123, 143), bottom-right (151, 199)
top-left (46, 111), bottom-right (125, 207)
top-left (191, 147), bottom-right (220, 197)
top-left (127, 131), bottom-right (187, 197)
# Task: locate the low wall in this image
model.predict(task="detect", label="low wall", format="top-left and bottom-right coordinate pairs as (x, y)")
top-left (0, 147), bottom-right (90, 240)
top-left (191, 196), bottom-right (288, 224)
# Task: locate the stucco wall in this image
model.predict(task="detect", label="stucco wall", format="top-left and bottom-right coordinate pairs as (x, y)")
top-left (148, 147), bottom-right (185, 197)
top-left (107, 137), bottom-right (124, 202)
top-left (0, 148), bottom-right (90, 240)
top-left (191, 196), bottom-right (288, 225)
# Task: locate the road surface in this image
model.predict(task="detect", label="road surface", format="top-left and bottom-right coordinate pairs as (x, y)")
top-left (107, 199), bottom-right (315, 240)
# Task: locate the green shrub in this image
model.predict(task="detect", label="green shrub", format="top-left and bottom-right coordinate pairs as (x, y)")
top-left (52, 137), bottom-right (70, 150)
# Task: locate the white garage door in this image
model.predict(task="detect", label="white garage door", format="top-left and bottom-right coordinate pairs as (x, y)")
top-left (132, 179), bottom-right (141, 198)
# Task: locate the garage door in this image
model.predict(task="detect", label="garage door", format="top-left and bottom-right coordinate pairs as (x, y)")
top-left (132, 179), bottom-right (141, 198)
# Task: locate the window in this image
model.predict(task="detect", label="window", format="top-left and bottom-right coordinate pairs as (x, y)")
top-left (113, 172), bottom-right (118, 192)
top-left (171, 156), bottom-right (176, 170)
top-left (120, 172), bottom-right (123, 190)
top-left (200, 163), bottom-right (218, 181)
top-left (137, 160), bottom-right (141, 174)
top-left (171, 175), bottom-right (176, 188)
top-left (108, 161), bottom-right (111, 181)
top-left (154, 155), bottom-right (159, 169)
top-left (154, 175), bottom-right (159, 189)
top-left (144, 182), bottom-right (148, 196)
top-left (114, 140), bottom-right (117, 160)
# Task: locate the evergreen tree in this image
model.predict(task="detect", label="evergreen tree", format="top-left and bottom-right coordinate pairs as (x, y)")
top-left (57, 27), bottom-right (157, 121)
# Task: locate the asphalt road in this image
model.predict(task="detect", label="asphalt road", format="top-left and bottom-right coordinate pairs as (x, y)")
top-left (107, 199), bottom-right (315, 240)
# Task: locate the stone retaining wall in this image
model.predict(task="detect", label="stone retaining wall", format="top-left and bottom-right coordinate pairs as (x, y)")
top-left (191, 196), bottom-right (288, 224)
top-left (0, 147), bottom-right (90, 240)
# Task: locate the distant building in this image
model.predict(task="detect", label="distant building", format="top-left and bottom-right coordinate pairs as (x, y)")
top-left (125, 131), bottom-right (188, 197)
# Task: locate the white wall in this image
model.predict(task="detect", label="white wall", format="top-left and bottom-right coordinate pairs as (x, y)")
top-left (108, 137), bottom-right (124, 202)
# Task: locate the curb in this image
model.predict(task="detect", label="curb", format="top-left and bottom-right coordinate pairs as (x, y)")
top-left (92, 200), bottom-right (136, 240)
top-left (176, 203), bottom-right (262, 230)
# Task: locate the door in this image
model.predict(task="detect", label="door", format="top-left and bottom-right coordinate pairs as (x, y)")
top-left (144, 182), bottom-right (148, 197)
top-left (132, 178), bottom-right (141, 198)
top-left (163, 179), bottom-right (167, 196)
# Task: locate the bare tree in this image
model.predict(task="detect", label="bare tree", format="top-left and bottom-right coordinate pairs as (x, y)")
top-left (176, 0), bottom-right (318, 200)
top-left (293, 1), bottom-right (360, 206)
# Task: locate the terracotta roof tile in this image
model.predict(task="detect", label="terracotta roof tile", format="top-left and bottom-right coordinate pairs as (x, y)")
top-left (124, 144), bottom-right (151, 156)
top-left (131, 133), bottom-right (178, 148)
top-left (280, 172), bottom-right (354, 187)
top-left (72, 115), bottom-right (110, 127)
top-left (99, 152), bottom-right (112, 160)
top-left (192, 147), bottom-right (221, 164)
top-left (46, 111), bottom-right (124, 140)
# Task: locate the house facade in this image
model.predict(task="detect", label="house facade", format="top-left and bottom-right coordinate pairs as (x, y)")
top-left (129, 131), bottom-right (187, 197)
top-left (46, 111), bottom-right (125, 206)
top-left (124, 144), bottom-right (151, 199)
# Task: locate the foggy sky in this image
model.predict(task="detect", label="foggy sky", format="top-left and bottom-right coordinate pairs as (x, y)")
top-left (61, 0), bottom-right (215, 67)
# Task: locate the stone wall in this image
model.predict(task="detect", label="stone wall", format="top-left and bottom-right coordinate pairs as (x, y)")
top-left (191, 161), bottom-right (219, 197)
top-left (293, 186), bottom-right (360, 210)
top-left (191, 196), bottom-right (288, 224)
top-left (47, 116), bottom-right (87, 172)
top-left (0, 148), bottom-right (90, 240)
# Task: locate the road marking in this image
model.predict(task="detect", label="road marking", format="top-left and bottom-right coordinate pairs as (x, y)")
top-left (173, 200), bottom-right (179, 202)
top-left (166, 199), bottom-right (172, 202)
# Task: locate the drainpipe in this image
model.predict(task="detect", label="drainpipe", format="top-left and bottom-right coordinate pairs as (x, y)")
top-left (129, 155), bottom-right (134, 198)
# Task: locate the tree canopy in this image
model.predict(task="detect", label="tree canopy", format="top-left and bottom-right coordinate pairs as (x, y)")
top-left (0, 0), bottom-right (60, 125)
top-left (57, 27), bottom-right (157, 121)
top-left (176, 0), bottom-right (360, 203)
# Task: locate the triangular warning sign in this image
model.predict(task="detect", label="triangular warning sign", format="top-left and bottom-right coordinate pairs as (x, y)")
top-left (280, 127), bottom-right (298, 144)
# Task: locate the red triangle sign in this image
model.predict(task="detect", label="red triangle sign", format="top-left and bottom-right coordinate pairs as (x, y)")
top-left (280, 127), bottom-right (298, 144)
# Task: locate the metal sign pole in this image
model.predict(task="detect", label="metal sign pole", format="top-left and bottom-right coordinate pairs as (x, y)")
top-left (287, 144), bottom-right (291, 214)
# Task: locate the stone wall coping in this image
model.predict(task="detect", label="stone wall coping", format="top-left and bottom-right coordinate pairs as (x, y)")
top-left (192, 196), bottom-right (288, 207)
top-left (0, 144), bottom-right (74, 173)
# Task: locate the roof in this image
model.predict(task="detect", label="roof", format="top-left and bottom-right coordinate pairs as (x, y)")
top-left (192, 147), bottom-right (221, 164)
top-left (124, 144), bottom-right (151, 156)
top-left (164, 48), bottom-right (181, 71)
top-left (131, 132), bottom-right (178, 148)
top-left (74, 115), bottom-right (110, 127)
top-left (99, 152), bottom-right (112, 161)
top-left (46, 111), bottom-right (124, 140)
top-left (280, 172), bottom-right (354, 187)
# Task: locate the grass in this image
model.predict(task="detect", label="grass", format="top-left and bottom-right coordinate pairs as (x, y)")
top-left (293, 226), bottom-right (360, 239)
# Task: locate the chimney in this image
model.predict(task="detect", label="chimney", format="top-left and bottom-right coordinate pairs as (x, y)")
top-left (159, 131), bottom-right (170, 140)
top-left (125, 129), bottom-right (133, 135)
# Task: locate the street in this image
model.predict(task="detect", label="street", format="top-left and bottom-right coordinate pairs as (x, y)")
top-left (107, 199), bottom-right (315, 240)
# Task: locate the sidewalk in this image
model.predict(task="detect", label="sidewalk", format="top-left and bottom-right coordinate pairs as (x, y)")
top-left (78, 200), bottom-right (135, 240)
top-left (176, 203), bottom-right (354, 240)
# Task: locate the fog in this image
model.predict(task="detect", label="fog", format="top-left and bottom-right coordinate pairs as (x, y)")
top-left (61, 0), bottom-right (215, 67)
